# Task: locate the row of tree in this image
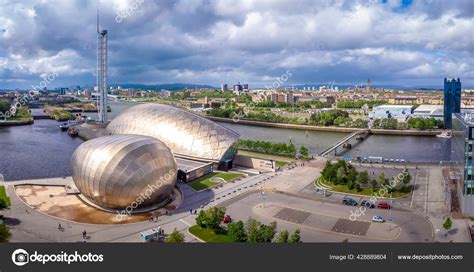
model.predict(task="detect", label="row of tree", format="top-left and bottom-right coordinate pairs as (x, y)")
top-left (238, 139), bottom-right (297, 157)
top-left (238, 139), bottom-right (309, 158)
top-left (372, 118), bottom-right (398, 129)
top-left (407, 117), bottom-right (443, 130)
top-left (228, 219), bottom-right (301, 243)
top-left (336, 100), bottom-right (387, 109)
top-left (196, 207), bottom-right (301, 243)
top-left (309, 110), bottom-right (349, 126)
top-left (321, 160), bottom-right (412, 193)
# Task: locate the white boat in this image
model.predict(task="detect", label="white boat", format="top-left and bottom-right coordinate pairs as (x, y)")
top-left (436, 130), bottom-right (452, 139)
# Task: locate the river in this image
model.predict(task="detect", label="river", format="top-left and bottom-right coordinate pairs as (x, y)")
top-left (0, 101), bottom-right (451, 181)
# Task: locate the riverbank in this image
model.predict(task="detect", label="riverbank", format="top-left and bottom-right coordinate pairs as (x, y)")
top-left (0, 119), bottom-right (34, 126)
top-left (206, 116), bottom-right (442, 136)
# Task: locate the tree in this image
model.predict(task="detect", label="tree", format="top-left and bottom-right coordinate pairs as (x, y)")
top-left (377, 173), bottom-right (386, 187)
top-left (205, 207), bottom-right (225, 230)
top-left (370, 179), bottom-right (377, 189)
top-left (358, 170), bottom-right (369, 185)
top-left (245, 218), bottom-right (261, 243)
top-left (402, 168), bottom-right (411, 185)
top-left (275, 230), bottom-right (289, 243)
top-left (195, 210), bottom-right (207, 228)
top-left (335, 167), bottom-right (347, 184)
top-left (0, 198), bottom-right (8, 209)
top-left (289, 229), bottom-right (301, 243)
top-left (0, 224), bottom-right (11, 243)
top-left (227, 221), bottom-right (247, 242)
top-left (258, 221), bottom-right (277, 242)
top-left (165, 228), bottom-right (185, 243)
top-left (194, 207), bottom-right (226, 230)
top-left (0, 100), bottom-right (10, 114)
top-left (299, 145), bottom-right (309, 158)
top-left (443, 217), bottom-right (452, 233)
top-left (346, 166), bottom-right (357, 183)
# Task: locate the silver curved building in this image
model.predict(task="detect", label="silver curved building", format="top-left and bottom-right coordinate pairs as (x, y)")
top-left (106, 104), bottom-right (240, 163)
top-left (71, 134), bottom-right (177, 211)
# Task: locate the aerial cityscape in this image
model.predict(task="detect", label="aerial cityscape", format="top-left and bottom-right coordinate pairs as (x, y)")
top-left (0, 0), bottom-right (473, 270)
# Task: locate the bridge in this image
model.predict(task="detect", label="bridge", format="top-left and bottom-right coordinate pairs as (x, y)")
top-left (318, 128), bottom-right (371, 157)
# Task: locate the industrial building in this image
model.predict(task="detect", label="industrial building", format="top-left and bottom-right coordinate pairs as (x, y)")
top-left (412, 105), bottom-right (444, 120)
top-left (369, 105), bottom-right (414, 121)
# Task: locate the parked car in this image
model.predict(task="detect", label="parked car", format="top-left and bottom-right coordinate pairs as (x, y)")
top-left (372, 215), bottom-right (385, 223)
top-left (342, 197), bottom-right (358, 206)
top-left (222, 215), bottom-right (232, 224)
top-left (377, 202), bottom-right (391, 209)
top-left (361, 200), bottom-right (375, 208)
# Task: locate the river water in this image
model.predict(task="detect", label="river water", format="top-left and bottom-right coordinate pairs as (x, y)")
top-left (0, 101), bottom-right (451, 181)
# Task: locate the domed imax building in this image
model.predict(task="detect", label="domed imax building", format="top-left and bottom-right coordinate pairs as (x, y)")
top-left (71, 104), bottom-right (240, 213)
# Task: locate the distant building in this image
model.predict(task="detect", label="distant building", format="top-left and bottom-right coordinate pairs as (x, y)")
top-left (444, 78), bottom-right (462, 129)
top-left (369, 105), bottom-right (413, 121)
top-left (452, 113), bottom-right (474, 216)
top-left (221, 84), bottom-right (228, 92)
top-left (160, 90), bottom-right (172, 97)
top-left (233, 83), bottom-right (243, 95)
top-left (58, 88), bottom-right (68, 95)
top-left (412, 105), bottom-right (444, 120)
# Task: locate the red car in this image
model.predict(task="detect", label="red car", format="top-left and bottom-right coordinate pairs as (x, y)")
top-left (223, 215), bottom-right (232, 224)
top-left (377, 202), bottom-right (391, 209)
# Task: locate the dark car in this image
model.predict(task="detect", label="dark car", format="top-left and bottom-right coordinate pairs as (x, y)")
top-left (342, 197), bottom-right (358, 206)
top-left (361, 200), bottom-right (375, 208)
top-left (377, 202), bottom-right (391, 209)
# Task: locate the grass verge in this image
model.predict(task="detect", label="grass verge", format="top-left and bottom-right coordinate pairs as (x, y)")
top-left (316, 177), bottom-right (411, 198)
top-left (188, 172), bottom-right (243, 191)
top-left (0, 186), bottom-right (11, 207)
top-left (188, 225), bottom-right (232, 243)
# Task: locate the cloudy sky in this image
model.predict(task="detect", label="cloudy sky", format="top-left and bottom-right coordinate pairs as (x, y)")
top-left (0, 0), bottom-right (473, 89)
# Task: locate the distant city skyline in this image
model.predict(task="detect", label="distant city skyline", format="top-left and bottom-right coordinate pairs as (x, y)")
top-left (0, 0), bottom-right (473, 89)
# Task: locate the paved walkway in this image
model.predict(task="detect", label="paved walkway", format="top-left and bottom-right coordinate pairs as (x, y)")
top-left (0, 170), bottom-right (281, 242)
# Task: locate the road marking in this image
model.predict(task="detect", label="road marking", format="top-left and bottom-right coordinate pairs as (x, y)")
top-left (424, 170), bottom-right (429, 213)
top-left (179, 219), bottom-right (192, 227)
top-left (410, 169), bottom-right (418, 208)
top-left (254, 205), bottom-right (401, 241)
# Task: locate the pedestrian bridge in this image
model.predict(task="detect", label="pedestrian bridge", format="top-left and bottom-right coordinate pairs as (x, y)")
top-left (318, 128), bottom-right (371, 157)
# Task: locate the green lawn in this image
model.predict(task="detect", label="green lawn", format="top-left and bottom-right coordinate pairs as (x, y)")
top-left (188, 172), bottom-right (244, 191)
top-left (317, 178), bottom-right (411, 198)
top-left (274, 161), bottom-right (289, 167)
top-left (0, 186), bottom-right (10, 207)
top-left (188, 225), bottom-right (233, 243)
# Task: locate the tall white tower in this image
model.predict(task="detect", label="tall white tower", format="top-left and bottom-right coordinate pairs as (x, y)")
top-left (97, 11), bottom-right (108, 123)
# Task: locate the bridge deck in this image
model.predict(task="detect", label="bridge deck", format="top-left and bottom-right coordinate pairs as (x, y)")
top-left (318, 129), bottom-right (370, 157)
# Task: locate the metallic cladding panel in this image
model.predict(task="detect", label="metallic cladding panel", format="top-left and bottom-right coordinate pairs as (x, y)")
top-left (105, 104), bottom-right (240, 161)
top-left (71, 135), bottom-right (177, 210)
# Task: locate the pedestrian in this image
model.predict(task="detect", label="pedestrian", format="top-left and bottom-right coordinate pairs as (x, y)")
top-left (82, 230), bottom-right (87, 239)
top-left (58, 223), bottom-right (62, 231)
top-left (189, 209), bottom-right (192, 215)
